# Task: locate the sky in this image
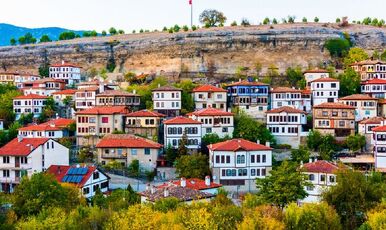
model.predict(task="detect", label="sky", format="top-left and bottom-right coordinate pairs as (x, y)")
top-left (1, 0), bottom-right (385, 31)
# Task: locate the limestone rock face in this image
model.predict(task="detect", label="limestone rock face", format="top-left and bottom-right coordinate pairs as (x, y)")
top-left (0, 23), bottom-right (385, 76)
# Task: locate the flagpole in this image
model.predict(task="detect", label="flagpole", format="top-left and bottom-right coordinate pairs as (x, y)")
top-left (190, 1), bottom-right (193, 28)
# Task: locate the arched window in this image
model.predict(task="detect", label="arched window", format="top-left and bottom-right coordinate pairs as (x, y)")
top-left (309, 174), bottom-right (315, 181)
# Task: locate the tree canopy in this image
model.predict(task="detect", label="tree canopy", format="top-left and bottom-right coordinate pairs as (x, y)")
top-left (175, 153), bottom-right (210, 179)
top-left (199, 9), bottom-right (227, 27)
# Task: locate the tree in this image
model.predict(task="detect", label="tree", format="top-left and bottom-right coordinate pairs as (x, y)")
top-left (118, 29), bottom-right (125, 34)
top-left (373, 50), bottom-right (380, 60)
top-left (39, 97), bottom-right (56, 122)
top-left (325, 38), bottom-right (351, 58)
top-left (256, 161), bottom-right (310, 209)
top-left (336, 18), bottom-right (341, 23)
top-left (182, 25), bottom-right (189, 31)
top-left (323, 170), bottom-right (385, 229)
top-left (284, 202), bottom-right (342, 230)
top-left (128, 159), bottom-right (140, 177)
top-left (364, 202), bottom-right (386, 230)
top-left (337, 68), bottom-right (361, 97)
top-left (382, 50), bottom-right (386, 61)
top-left (263, 17), bottom-right (270, 25)
top-left (286, 66), bottom-right (303, 87)
top-left (39, 34), bottom-right (51, 43)
top-left (241, 18), bottom-right (250, 26)
top-left (154, 197), bottom-right (180, 212)
top-left (346, 134), bottom-right (366, 152)
top-left (302, 17), bottom-right (307, 23)
top-left (291, 145), bottom-right (310, 163)
top-left (231, 21), bottom-right (237, 26)
top-left (101, 30), bottom-right (107, 36)
top-left (272, 18), bottom-right (278, 24)
top-left (59, 31), bottom-right (76, 40)
top-left (12, 173), bottom-right (82, 217)
top-left (173, 24), bottom-right (180, 32)
top-left (233, 112), bottom-right (275, 145)
top-left (10, 38), bottom-right (16, 46)
top-left (199, 9), bottom-right (227, 27)
top-left (314, 17), bottom-right (320, 22)
top-left (319, 134), bottom-right (337, 160)
top-left (78, 146), bottom-right (94, 163)
top-left (109, 27), bottom-right (117, 35)
top-left (175, 153), bottom-right (210, 179)
top-left (362, 17), bottom-right (372, 25)
top-left (191, 25), bottom-right (197, 31)
top-left (173, 79), bottom-right (196, 113)
top-left (8, 121), bottom-right (21, 141)
top-left (177, 132), bottom-right (188, 157)
top-left (18, 113), bottom-right (34, 125)
top-left (165, 144), bottom-right (177, 164)
top-left (343, 47), bottom-right (369, 66)
top-left (18, 32), bottom-right (37, 45)
top-left (287, 16), bottom-right (296, 23)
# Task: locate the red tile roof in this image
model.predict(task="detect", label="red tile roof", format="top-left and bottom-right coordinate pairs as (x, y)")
top-left (152, 85), bottom-right (182, 91)
top-left (379, 99), bottom-right (386, 104)
top-left (359, 117), bottom-right (386, 125)
top-left (339, 94), bottom-right (378, 101)
top-left (270, 87), bottom-right (301, 93)
top-left (32, 78), bottom-right (66, 84)
top-left (50, 62), bottom-right (81, 68)
top-left (192, 85), bottom-right (227, 93)
top-left (157, 178), bottom-right (222, 191)
top-left (302, 160), bottom-right (340, 174)
top-left (310, 77), bottom-right (339, 83)
top-left (76, 106), bottom-right (128, 115)
top-left (163, 116), bottom-right (202, 125)
top-left (125, 110), bottom-right (166, 117)
top-left (313, 102), bottom-right (355, 109)
top-left (76, 86), bottom-right (99, 92)
top-left (208, 138), bottom-right (272, 152)
top-left (52, 89), bottom-right (77, 95)
top-left (96, 134), bottom-right (162, 148)
top-left (372, 125), bottom-right (386, 132)
top-left (350, 60), bottom-right (386, 66)
top-left (227, 80), bottom-right (268, 87)
top-left (187, 108), bottom-right (233, 117)
top-left (47, 165), bottom-right (100, 187)
top-left (96, 90), bottom-right (138, 97)
top-left (140, 185), bottom-right (214, 202)
top-left (303, 69), bottom-right (329, 73)
top-left (0, 138), bottom-right (49, 156)
top-left (19, 118), bottom-right (76, 131)
top-left (14, 94), bottom-right (48, 99)
top-left (266, 106), bottom-right (306, 114)
top-left (361, 79), bottom-right (386, 85)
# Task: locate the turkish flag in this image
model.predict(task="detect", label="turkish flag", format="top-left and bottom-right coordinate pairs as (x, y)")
top-left (189, 0), bottom-right (192, 5)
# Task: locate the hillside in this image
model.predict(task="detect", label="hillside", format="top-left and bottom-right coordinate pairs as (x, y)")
top-left (0, 23), bottom-right (84, 46)
top-left (0, 23), bottom-right (385, 78)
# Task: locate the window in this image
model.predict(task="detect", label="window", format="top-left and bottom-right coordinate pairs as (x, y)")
top-left (222, 127), bottom-right (228, 133)
top-left (102, 117), bottom-right (109, 123)
top-left (262, 155), bottom-right (266, 163)
top-left (329, 175), bottom-right (335, 183)
top-left (117, 149), bottom-right (123, 156)
top-left (251, 155), bottom-right (255, 163)
top-left (93, 172), bottom-right (99, 180)
top-left (306, 186), bottom-right (313, 191)
top-left (52, 142), bottom-right (54, 149)
top-left (131, 149), bottom-right (137, 155)
top-left (339, 121), bottom-right (345, 127)
top-left (322, 111), bottom-right (328, 116)
top-left (101, 181), bottom-right (109, 189)
top-left (93, 184), bottom-right (100, 192)
top-left (251, 169), bottom-right (256, 176)
top-left (21, 157), bottom-right (28, 164)
top-left (83, 187), bottom-right (90, 194)
top-left (206, 128), bottom-right (212, 133)
top-left (226, 156), bottom-right (230, 163)
top-left (46, 142), bottom-right (50, 149)
top-left (342, 112), bottom-right (348, 117)
top-left (215, 155), bottom-right (220, 163)
top-left (320, 174), bottom-right (326, 182)
top-left (3, 156), bottom-right (10, 164)
top-left (309, 174), bottom-right (315, 181)
top-left (144, 148), bottom-right (150, 155)
top-left (3, 170), bottom-right (10, 178)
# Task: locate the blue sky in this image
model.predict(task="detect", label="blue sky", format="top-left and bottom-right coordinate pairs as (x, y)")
top-left (1, 0), bottom-right (385, 31)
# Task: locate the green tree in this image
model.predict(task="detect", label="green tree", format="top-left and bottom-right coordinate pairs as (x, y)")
top-left (173, 24), bottom-right (180, 32)
top-left (287, 16), bottom-right (296, 23)
top-left (381, 50), bottom-right (386, 61)
top-left (314, 17), bottom-right (319, 22)
top-left (191, 25), bottom-right (197, 31)
top-left (336, 18), bottom-right (341, 23)
top-left (199, 9), bottom-right (227, 27)
top-left (233, 112), bottom-right (275, 145)
top-left (154, 197), bottom-right (180, 212)
top-left (263, 17), bottom-right (270, 25)
top-left (59, 31), bottom-right (76, 40)
top-left (175, 153), bottom-right (210, 179)
top-left (182, 25), bottom-right (189, 31)
top-left (109, 27), bottom-right (117, 35)
top-left (39, 34), bottom-right (52, 43)
top-left (343, 47), bottom-right (369, 66)
top-left (18, 113), bottom-right (34, 125)
top-left (241, 18), bottom-right (250, 26)
top-left (286, 66), bottom-right (303, 87)
top-left (373, 50), bottom-right (380, 60)
top-left (323, 170), bottom-right (386, 229)
top-left (173, 79), bottom-right (196, 113)
top-left (177, 132), bottom-right (188, 157)
top-left (101, 30), bottom-right (107, 36)
top-left (91, 188), bottom-right (107, 207)
top-left (10, 38), bottom-right (16, 46)
top-left (325, 38), bottom-right (351, 58)
top-left (256, 161), bottom-right (310, 209)
top-left (302, 17), bottom-right (307, 23)
top-left (78, 145), bottom-right (94, 163)
top-left (291, 145), bottom-right (310, 163)
top-left (165, 144), bottom-right (177, 164)
top-left (337, 68), bottom-right (361, 97)
top-left (39, 97), bottom-right (56, 122)
top-left (202, 133), bottom-right (222, 145)
top-left (272, 18), bottom-right (278, 24)
top-left (346, 134), bottom-right (366, 152)
top-left (118, 29), bottom-right (125, 34)
top-left (231, 21), bottom-right (237, 26)
top-left (362, 17), bottom-right (372, 25)
top-left (128, 159), bottom-right (140, 177)
top-left (18, 32), bottom-right (37, 45)
top-left (7, 121), bottom-right (21, 141)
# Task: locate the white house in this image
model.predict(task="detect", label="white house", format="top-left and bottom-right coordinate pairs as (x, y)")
top-left (300, 160), bottom-right (339, 203)
top-left (270, 87), bottom-right (312, 113)
top-left (361, 78), bottom-right (386, 99)
top-left (350, 60), bottom-right (386, 81)
top-left (49, 61), bottom-right (82, 86)
top-left (52, 89), bottom-right (77, 118)
top-left (152, 85), bottom-right (182, 117)
top-left (21, 78), bottom-right (66, 96)
top-left (155, 177), bottom-right (222, 195)
top-left (304, 69), bottom-right (330, 87)
top-left (187, 108), bottom-right (234, 138)
top-left (75, 86), bottom-right (100, 111)
top-left (266, 106), bottom-right (308, 148)
top-left (18, 118), bottom-right (75, 139)
top-left (192, 84), bottom-right (227, 111)
top-left (208, 138), bottom-right (272, 192)
top-left (0, 137), bottom-right (69, 192)
top-left (371, 125), bottom-right (386, 171)
top-left (338, 94), bottom-right (378, 122)
top-left (310, 77), bottom-right (340, 106)
top-left (359, 117), bottom-right (386, 151)
top-left (0, 120), bottom-right (3, 130)
top-left (14, 74), bottom-right (41, 88)
top-left (47, 165), bottom-right (109, 199)
top-left (13, 94), bottom-right (48, 120)
top-left (163, 116), bottom-right (202, 150)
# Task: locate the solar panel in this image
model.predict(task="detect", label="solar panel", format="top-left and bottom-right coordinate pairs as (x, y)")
top-left (80, 168), bottom-right (88, 175)
top-left (76, 176), bottom-right (83, 183)
top-left (67, 168), bottom-right (75, 175)
top-left (73, 168), bottom-right (80, 175)
top-left (62, 175), bottom-right (68, 182)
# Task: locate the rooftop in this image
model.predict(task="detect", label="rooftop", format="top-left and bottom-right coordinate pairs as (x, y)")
top-left (187, 107), bottom-right (233, 117)
top-left (0, 137), bottom-right (49, 156)
top-left (47, 165), bottom-right (103, 187)
top-left (52, 89), bottom-right (77, 95)
top-left (266, 106), bottom-right (306, 114)
top-left (96, 90), bottom-right (138, 97)
top-left (270, 87), bottom-right (301, 93)
top-left (361, 78), bottom-right (386, 85)
top-left (157, 178), bottom-right (222, 191)
top-left (151, 85), bottom-right (182, 91)
top-left (163, 116), bottom-right (202, 125)
top-left (339, 94), bottom-right (378, 101)
top-left (192, 84), bottom-right (227, 93)
top-left (226, 80), bottom-right (268, 87)
top-left (19, 118), bottom-right (75, 132)
top-left (372, 125), bottom-right (386, 132)
top-left (14, 94), bottom-right (48, 100)
top-left (140, 185), bottom-right (215, 202)
top-left (96, 134), bottom-right (162, 148)
top-left (310, 77), bottom-right (339, 83)
top-left (302, 160), bottom-right (340, 174)
top-left (313, 102), bottom-right (355, 109)
top-left (359, 116), bottom-right (386, 125)
top-left (76, 106), bottom-right (128, 115)
top-left (50, 62), bottom-right (81, 68)
top-left (125, 110), bottom-right (165, 118)
top-left (208, 138), bottom-right (272, 152)
top-left (350, 59), bottom-right (386, 66)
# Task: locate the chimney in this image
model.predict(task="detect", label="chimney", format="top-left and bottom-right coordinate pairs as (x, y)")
top-left (265, 142), bottom-right (270, 147)
top-left (61, 60), bottom-right (65, 65)
top-left (256, 140), bottom-right (260, 145)
top-left (151, 186), bottom-right (157, 194)
top-left (49, 122), bottom-right (55, 128)
top-left (180, 177), bottom-right (186, 187)
top-left (309, 158), bottom-right (313, 163)
top-left (99, 82), bottom-right (105, 93)
top-left (158, 84), bottom-right (161, 88)
top-left (145, 183), bottom-right (150, 191)
top-left (133, 89), bottom-right (136, 94)
top-left (300, 161), bottom-right (303, 168)
top-left (58, 166), bottom-right (61, 174)
top-left (163, 188), bottom-right (169, 197)
top-left (56, 113), bottom-right (59, 119)
top-left (315, 158), bottom-right (318, 162)
top-left (30, 144), bottom-right (34, 151)
top-left (17, 135), bottom-right (23, 143)
top-left (239, 79), bottom-right (242, 82)
top-left (205, 176), bottom-right (211, 187)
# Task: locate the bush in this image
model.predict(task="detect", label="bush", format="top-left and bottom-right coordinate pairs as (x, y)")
top-left (325, 38), bottom-right (351, 58)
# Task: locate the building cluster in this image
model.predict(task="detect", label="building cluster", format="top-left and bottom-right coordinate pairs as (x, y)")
top-left (1, 59), bottom-right (386, 204)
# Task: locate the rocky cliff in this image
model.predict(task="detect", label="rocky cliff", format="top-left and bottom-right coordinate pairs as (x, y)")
top-left (0, 23), bottom-right (385, 78)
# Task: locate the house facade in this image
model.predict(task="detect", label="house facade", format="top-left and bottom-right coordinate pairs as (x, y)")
top-left (313, 102), bottom-right (355, 139)
top-left (163, 117), bottom-right (202, 150)
top-left (270, 87), bottom-right (312, 113)
top-left (192, 85), bottom-right (227, 111)
top-left (187, 108), bottom-right (234, 138)
top-left (303, 69), bottom-right (329, 87)
top-left (226, 80), bottom-right (269, 121)
top-left (361, 78), bottom-right (386, 99)
top-left (49, 61), bottom-right (82, 85)
top-left (124, 110), bottom-right (165, 139)
top-left (18, 118), bottom-right (75, 139)
top-left (358, 117), bottom-right (386, 151)
top-left (350, 60), bottom-right (386, 81)
top-left (301, 160), bottom-right (339, 203)
top-left (208, 138), bottom-right (272, 192)
top-left (96, 134), bottom-right (162, 170)
top-left (75, 87), bottom-right (100, 111)
top-left (338, 94), bottom-right (378, 122)
top-left (47, 165), bottom-right (109, 199)
top-left (52, 89), bottom-right (77, 119)
top-left (95, 90), bottom-right (140, 108)
top-left (310, 78), bottom-right (340, 106)
top-left (152, 86), bottom-right (182, 117)
top-left (76, 106), bottom-right (128, 146)
top-left (266, 106), bottom-right (308, 148)
top-left (14, 74), bottom-right (41, 88)
top-left (371, 125), bottom-right (386, 171)
top-left (13, 94), bottom-right (48, 120)
top-left (0, 137), bottom-right (69, 192)
top-left (21, 78), bottom-right (66, 96)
